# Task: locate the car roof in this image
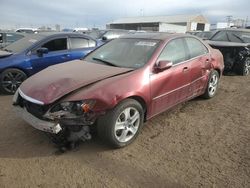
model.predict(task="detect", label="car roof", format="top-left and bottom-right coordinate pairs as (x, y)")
top-left (120, 32), bottom-right (187, 40)
top-left (34, 32), bottom-right (93, 37)
top-left (15, 32), bottom-right (95, 42)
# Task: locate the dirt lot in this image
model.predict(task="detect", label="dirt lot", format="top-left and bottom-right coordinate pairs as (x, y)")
top-left (0, 75), bottom-right (249, 188)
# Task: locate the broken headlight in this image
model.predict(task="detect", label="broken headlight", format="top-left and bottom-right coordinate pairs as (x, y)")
top-left (45, 100), bottom-right (96, 120)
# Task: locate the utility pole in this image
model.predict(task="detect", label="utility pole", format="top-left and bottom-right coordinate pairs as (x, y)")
top-left (226, 15), bottom-right (233, 27)
top-left (245, 16), bottom-right (249, 28)
top-left (140, 9), bottom-right (144, 17)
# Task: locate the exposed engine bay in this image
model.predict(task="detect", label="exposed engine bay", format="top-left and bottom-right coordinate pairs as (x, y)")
top-left (13, 90), bottom-right (100, 153)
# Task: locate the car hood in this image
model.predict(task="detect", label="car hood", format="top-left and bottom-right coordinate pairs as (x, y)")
top-left (19, 60), bottom-right (133, 105)
top-left (0, 50), bottom-right (12, 58)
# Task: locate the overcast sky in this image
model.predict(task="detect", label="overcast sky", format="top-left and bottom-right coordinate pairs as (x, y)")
top-left (0, 0), bottom-right (249, 29)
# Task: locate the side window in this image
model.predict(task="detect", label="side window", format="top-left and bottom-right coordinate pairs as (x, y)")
top-left (42, 38), bottom-right (67, 52)
top-left (185, 37), bottom-right (208, 58)
top-left (158, 38), bottom-right (187, 65)
top-left (70, 38), bottom-right (96, 49)
top-left (211, 31), bottom-right (228, 41)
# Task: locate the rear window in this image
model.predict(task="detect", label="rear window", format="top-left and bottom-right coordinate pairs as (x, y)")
top-left (70, 38), bottom-right (96, 49)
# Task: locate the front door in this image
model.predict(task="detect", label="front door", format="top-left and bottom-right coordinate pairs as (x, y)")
top-left (150, 38), bottom-right (191, 116)
top-left (29, 37), bottom-right (71, 74)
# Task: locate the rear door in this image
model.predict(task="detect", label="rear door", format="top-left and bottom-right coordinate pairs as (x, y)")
top-left (29, 37), bottom-right (71, 73)
top-left (150, 38), bottom-right (191, 116)
top-left (184, 37), bottom-right (211, 97)
top-left (69, 37), bottom-right (97, 60)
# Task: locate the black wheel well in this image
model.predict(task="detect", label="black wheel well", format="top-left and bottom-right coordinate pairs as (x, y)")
top-left (128, 96), bottom-right (147, 122)
top-left (214, 68), bottom-right (221, 77)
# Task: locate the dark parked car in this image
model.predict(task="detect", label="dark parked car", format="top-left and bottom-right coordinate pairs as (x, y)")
top-left (13, 33), bottom-right (224, 149)
top-left (195, 31), bottom-right (213, 40)
top-left (16, 28), bottom-right (37, 34)
top-left (0, 31), bottom-right (26, 48)
top-left (206, 29), bottom-right (250, 75)
top-left (0, 32), bottom-right (99, 94)
top-left (84, 29), bottom-right (132, 42)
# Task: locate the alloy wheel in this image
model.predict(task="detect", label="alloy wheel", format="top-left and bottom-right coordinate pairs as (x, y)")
top-left (2, 70), bottom-right (26, 94)
top-left (114, 107), bottom-right (140, 143)
top-left (208, 73), bottom-right (218, 96)
top-left (244, 58), bottom-right (250, 75)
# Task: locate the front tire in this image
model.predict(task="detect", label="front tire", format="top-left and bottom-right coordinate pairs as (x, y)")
top-left (0, 69), bottom-right (27, 95)
top-left (97, 99), bottom-right (144, 148)
top-left (202, 70), bottom-right (219, 99)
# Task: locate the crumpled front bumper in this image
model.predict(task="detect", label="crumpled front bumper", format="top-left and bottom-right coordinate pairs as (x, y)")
top-left (13, 106), bottom-right (62, 134)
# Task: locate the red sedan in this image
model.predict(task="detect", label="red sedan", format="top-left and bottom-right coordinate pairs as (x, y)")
top-left (13, 33), bottom-right (224, 148)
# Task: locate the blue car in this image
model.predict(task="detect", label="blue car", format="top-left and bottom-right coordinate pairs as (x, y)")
top-left (0, 32), bottom-right (99, 94)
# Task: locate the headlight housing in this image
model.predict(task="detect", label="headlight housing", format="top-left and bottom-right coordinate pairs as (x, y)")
top-left (45, 100), bottom-right (96, 120)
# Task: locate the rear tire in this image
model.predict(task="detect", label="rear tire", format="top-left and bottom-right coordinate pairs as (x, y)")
top-left (202, 70), bottom-right (219, 99)
top-left (97, 99), bottom-right (144, 148)
top-left (0, 68), bottom-right (27, 95)
top-left (237, 57), bottom-right (250, 76)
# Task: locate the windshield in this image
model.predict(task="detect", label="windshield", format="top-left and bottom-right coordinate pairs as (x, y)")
top-left (3, 34), bottom-right (44, 53)
top-left (196, 31), bottom-right (213, 39)
top-left (228, 31), bottom-right (250, 43)
top-left (210, 30), bottom-right (250, 43)
top-left (84, 38), bottom-right (160, 69)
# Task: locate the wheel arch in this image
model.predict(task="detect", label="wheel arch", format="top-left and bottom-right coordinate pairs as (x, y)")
top-left (0, 67), bottom-right (29, 77)
top-left (214, 68), bottom-right (221, 77)
top-left (127, 96), bottom-right (148, 122)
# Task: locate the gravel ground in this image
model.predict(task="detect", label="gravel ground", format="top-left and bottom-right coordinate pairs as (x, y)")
top-left (0, 75), bottom-right (249, 188)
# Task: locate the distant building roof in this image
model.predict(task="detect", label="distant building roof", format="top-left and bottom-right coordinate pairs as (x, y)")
top-left (109, 14), bottom-right (209, 24)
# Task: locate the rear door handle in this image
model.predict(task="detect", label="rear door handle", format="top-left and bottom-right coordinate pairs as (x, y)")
top-left (205, 59), bottom-right (210, 63)
top-left (183, 67), bottom-right (189, 72)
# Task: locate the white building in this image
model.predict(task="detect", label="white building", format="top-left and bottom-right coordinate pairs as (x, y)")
top-left (107, 14), bottom-right (210, 33)
top-left (216, 22), bottom-right (234, 29)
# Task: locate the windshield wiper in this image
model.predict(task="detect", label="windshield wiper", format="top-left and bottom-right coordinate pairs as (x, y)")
top-left (92, 57), bottom-right (118, 67)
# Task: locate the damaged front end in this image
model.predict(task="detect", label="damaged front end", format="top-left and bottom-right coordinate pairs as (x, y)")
top-left (13, 89), bottom-right (100, 147)
top-left (208, 41), bottom-right (250, 75)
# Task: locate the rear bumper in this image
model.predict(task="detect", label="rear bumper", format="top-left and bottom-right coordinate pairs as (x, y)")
top-left (13, 106), bottom-right (62, 134)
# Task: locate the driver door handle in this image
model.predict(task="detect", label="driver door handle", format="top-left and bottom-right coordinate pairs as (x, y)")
top-left (62, 54), bottom-right (70, 59)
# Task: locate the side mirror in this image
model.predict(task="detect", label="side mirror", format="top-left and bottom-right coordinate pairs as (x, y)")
top-left (155, 60), bottom-right (173, 72)
top-left (102, 36), bottom-right (108, 41)
top-left (37, 47), bottom-right (48, 57)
